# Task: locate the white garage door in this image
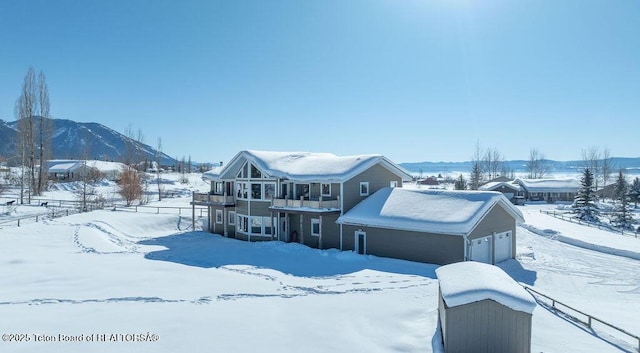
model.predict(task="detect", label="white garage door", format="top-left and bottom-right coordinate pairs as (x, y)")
top-left (495, 231), bottom-right (513, 263)
top-left (470, 235), bottom-right (492, 264)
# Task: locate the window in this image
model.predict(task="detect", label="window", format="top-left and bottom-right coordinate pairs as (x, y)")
top-left (311, 218), bottom-right (320, 237)
top-left (215, 209), bottom-right (223, 224)
top-left (251, 217), bottom-right (262, 234)
top-left (251, 164), bottom-right (262, 179)
top-left (390, 181), bottom-right (398, 188)
top-left (228, 211), bottom-right (236, 225)
top-left (264, 183), bottom-right (275, 200)
top-left (237, 162), bottom-right (248, 179)
top-left (264, 217), bottom-right (273, 235)
top-left (215, 181), bottom-right (224, 194)
top-left (236, 183), bottom-right (248, 199)
top-left (251, 183), bottom-right (262, 199)
top-left (237, 214), bottom-right (248, 233)
top-left (360, 182), bottom-right (369, 196)
top-left (321, 183), bottom-right (331, 197)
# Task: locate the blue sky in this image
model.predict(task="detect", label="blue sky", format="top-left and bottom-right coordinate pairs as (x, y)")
top-left (1, 0), bottom-right (638, 164)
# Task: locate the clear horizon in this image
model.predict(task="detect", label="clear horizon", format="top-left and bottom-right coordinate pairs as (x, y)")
top-left (1, 1), bottom-right (639, 164)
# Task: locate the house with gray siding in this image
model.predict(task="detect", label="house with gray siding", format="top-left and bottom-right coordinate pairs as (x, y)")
top-left (336, 188), bottom-right (525, 265)
top-left (515, 178), bottom-right (580, 202)
top-left (192, 150), bottom-right (413, 249)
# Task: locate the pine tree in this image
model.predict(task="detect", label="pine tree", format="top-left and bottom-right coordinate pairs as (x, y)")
top-left (454, 174), bottom-right (467, 190)
top-left (629, 177), bottom-right (640, 208)
top-left (611, 170), bottom-right (635, 230)
top-left (469, 162), bottom-right (481, 190)
top-left (573, 168), bottom-right (599, 222)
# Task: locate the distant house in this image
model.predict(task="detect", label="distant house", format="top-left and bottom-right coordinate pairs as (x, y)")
top-left (419, 176), bottom-right (439, 186)
top-left (336, 188), bottom-right (524, 265)
top-left (47, 161), bottom-right (100, 181)
top-left (479, 181), bottom-right (523, 202)
top-left (515, 178), bottom-right (580, 202)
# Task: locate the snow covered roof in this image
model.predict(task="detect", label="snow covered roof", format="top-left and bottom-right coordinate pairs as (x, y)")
top-left (436, 262), bottom-right (536, 314)
top-left (217, 150), bottom-right (413, 182)
top-left (48, 162), bottom-right (82, 173)
top-left (337, 188), bottom-right (524, 236)
top-left (202, 166), bottom-right (224, 181)
top-left (479, 181), bottom-right (522, 192)
top-left (515, 178), bottom-right (580, 192)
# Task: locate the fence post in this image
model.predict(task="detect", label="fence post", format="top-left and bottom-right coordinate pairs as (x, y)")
top-left (157, 207), bottom-right (159, 214)
top-left (36, 216), bottom-right (38, 222)
top-left (17, 219), bottom-right (20, 227)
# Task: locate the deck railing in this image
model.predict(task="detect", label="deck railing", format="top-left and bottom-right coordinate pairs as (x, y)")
top-left (192, 192), bottom-right (235, 205)
top-left (272, 197), bottom-right (340, 210)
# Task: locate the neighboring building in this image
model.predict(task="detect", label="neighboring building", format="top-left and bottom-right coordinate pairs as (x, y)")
top-left (47, 161), bottom-right (100, 181)
top-left (479, 181), bottom-right (524, 202)
top-left (515, 178), bottom-right (580, 202)
top-left (336, 188), bottom-right (524, 265)
top-left (437, 262), bottom-right (535, 353)
top-left (419, 176), bottom-right (439, 186)
top-left (192, 150), bottom-right (412, 249)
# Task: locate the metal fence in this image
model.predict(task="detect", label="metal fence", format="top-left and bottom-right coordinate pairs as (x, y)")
top-left (523, 285), bottom-right (640, 352)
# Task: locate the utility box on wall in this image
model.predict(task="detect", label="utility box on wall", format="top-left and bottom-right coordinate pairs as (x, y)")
top-left (436, 262), bottom-right (536, 353)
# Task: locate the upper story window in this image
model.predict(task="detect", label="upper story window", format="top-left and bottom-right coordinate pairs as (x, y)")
top-left (215, 181), bottom-right (224, 194)
top-left (237, 162), bottom-right (248, 179)
top-left (264, 183), bottom-right (276, 200)
top-left (251, 164), bottom-right (262, 179)
top-left (321, 183), bottom-right (331, 197)
top-left (251, 183), bottom-right (262, 199)
top-left (360, 182), bottom-right (369, 196)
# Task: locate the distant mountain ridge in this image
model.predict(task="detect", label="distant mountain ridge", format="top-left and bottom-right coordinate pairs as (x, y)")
top-left (0, 118), bottom-right (176, 165)
top-left (400, 158), bottom-right (640, 177)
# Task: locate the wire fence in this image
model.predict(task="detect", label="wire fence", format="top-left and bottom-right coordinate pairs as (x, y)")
top-left (539, 209), bottom-right (639, 238)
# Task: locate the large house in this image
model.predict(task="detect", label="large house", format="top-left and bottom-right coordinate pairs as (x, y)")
top-left (192, 150), bottom-right (524, 265)
top-left (514, 178), bottom-right (580, 202)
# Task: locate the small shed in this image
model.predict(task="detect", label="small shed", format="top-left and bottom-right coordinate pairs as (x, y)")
top-left (436, 262), bottom-right (536, 353)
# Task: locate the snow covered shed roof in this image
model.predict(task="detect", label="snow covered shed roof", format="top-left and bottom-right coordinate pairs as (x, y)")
top-left (479, 181), bottom-right (522, 192)
top-left (217, 150), bottom-right (413, 182)
top-left (336, 188), bottom-right (524, 236)
top-left (436, 262), bottom-right (536, 314)
top-left (515, 178), bottom-right (580, 192)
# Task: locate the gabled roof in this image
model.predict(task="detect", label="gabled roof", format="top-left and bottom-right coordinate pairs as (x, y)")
top-left (479, 181), bottom-right (522, 192)
top-left (336, 188), bottom-right (524, 236)
top-left (216, 150), bottom-right (413, 182)
top-left (515, 178), bottom-right (580, 192)
top-left (49, 162), bottom-right (82, 173)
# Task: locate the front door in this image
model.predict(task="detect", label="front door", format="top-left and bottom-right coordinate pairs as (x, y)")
top-left (355, 231), bottom-right (366, 255)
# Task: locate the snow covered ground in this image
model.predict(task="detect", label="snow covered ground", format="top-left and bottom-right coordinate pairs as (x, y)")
top-left (1, 175), bottom-right (639, 352)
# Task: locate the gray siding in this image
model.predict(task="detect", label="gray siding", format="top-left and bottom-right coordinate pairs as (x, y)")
top-left (341, 225), bottom-right (464, 265)
top-left (343, 164), bottom-right (403, 212)
top-left (439, 293), bottom-right (532, 353)
top-left (469, 204), bottom-right (517, 260)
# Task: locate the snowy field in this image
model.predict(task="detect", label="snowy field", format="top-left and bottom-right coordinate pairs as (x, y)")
top-left (1, 174), bottom-right (639, 352)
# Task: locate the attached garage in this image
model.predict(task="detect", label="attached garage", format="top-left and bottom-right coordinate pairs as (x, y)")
top-left (337, 188), bottom-right (525, 265)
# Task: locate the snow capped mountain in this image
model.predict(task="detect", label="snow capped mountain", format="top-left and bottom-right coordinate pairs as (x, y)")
top-left (0, 118), bottom-right (176, 165)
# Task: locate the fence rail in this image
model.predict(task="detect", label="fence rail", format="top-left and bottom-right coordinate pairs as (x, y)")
top-left (540, 210), bottom-right (639, 238)
top-left (523, 285), bottom-right (640, 352)
top-left (1, 198), bottom-right (208, 228)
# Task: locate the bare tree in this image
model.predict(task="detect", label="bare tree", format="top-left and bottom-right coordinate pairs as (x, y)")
top-left (156, 137), bottom-right (163, 201)
top-left (526, 148), bottom-right (547, 179)
top-left (16, 67), bottom-right (37, 203)
top-left (482, 147), bottom-right (505, 181)
top-left (601, 147), bottom-right (615, 187)
top-left (118, 167), bottom-right (144, 206)
top-left (35, 71), bottom-right (52, 195)
top-left (581, 146), bottom-right (602, 190)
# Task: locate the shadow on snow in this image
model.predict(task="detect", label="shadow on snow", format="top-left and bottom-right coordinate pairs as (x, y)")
top-left (140, 232), bottom-right (438, 278)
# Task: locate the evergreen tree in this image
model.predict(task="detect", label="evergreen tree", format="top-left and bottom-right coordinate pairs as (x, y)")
top-left (469, 162), bottom-right (481, 190)
top-left (630, 177), bottom-right (640, 208)
top-left (611, 170), bottom-right (635, 230)
top-left (454, 174), bottom-right (467, 190)
top-left (572, 168), bottom-right (599, 222)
